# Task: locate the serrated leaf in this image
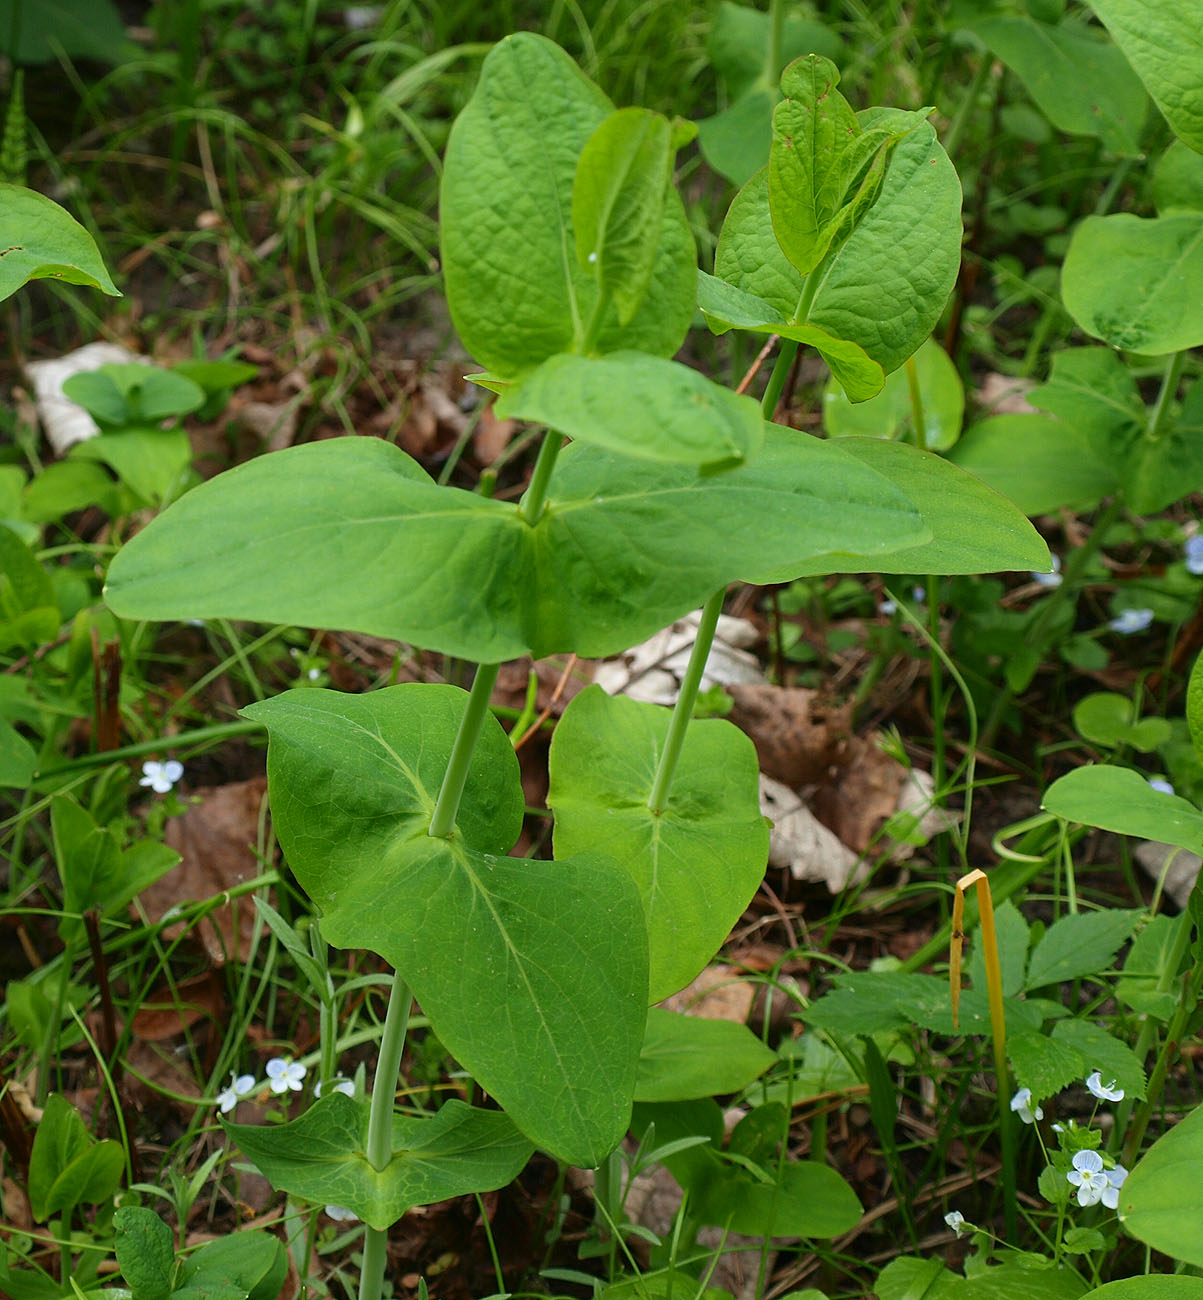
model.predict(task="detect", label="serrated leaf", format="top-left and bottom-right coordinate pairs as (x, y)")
top-left (1024, 907), bottom-right (1140, 990)
top-left (636, 1009), bottom-right (775, 1102)
top-left (1050, 1019), bottom-right (1146, 1100)
top-left (548, 686), bottom-right (768, 1001)
top-left (242, 684), bottom-right (647, 1165)
top-left (0, 183), bottom-right (119, 301)
top-left (495, 351), bottom-right (764, 469)
top-left (1008, 1029), bottom-right (1086, 1100)
top-left (228, 1094), bottom-right (533, 1230)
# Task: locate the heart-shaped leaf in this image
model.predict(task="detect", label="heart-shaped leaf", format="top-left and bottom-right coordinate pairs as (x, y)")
top-left (1120, 1102), bottom-right (1203, 1267)
top-left (227, 1094), bottom-right (533, 1230)
top-left (548, 686), bottom-right (768, 1002)
top-left (1043, 764), bottom-right (1203, 853)
top-left (243, 684), bottom-right (648, 1165)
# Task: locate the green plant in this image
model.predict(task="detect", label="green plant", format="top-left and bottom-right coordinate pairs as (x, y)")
top-left (97, 29), bottom-right (1046, 1300)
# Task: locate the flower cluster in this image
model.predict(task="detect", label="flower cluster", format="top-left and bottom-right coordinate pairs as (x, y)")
top-left (1067, 1150), bottom-right (1127, 1209)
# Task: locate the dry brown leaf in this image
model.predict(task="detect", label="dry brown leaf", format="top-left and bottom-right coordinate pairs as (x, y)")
top-left (811, 734), bottom-right (906, 853)
top-left (473, 405), bottom-right (516, 464)
top-left (141, 777), bottom-right (269, 965)
top-left (128, 970), bottom-right (224, 1041)
top-left (976, 372), bottom-right (1037, 416)
top-left (728, 683), bottom-right (852, 786)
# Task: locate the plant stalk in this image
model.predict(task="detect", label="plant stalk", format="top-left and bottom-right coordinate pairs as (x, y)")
top-left (358, 973), bottom-right (414, 1300)
top-left (428, 661), bottom-right (501, 838)
top-left (1146, 350), bottom-right (1186, 442)
top-left (519, 431), bottom-right (565, 525)
top-left (647, 587), bottom-right (724, 813)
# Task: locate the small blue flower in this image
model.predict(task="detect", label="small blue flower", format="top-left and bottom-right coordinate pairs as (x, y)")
top-left (216, 1072), bottom-right (256, 1114)
top-left (1086, 1070), bottom-right (1124, 1102)
top-left (944, 1210), bottom-right (968, 1238)
top-left (1185, 535), bottom-right (1203, 576)
top-left (1108, 608), bottom-right (1153, 635)
top-left (1010, 1087), bottom-right (1043, 1124)
top-left (140, 760), bottom-right (183, 793)
top-left (1148, 777), bottom-right (1175, 796)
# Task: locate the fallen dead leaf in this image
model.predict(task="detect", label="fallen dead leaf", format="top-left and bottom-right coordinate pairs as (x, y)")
top-left (811, 734), bottom-right (907, 853)
top-left (976, 371), bottom-right (1037, 416)
top-left (661, 964), bottom-right (755, 1023)
top-left (141, 778), bottom-right (269, 965)
top-left (473, 404), bottom-right (516, 464)
top-left (128, 970), bottom-right (225, 1040)
top-left (728, 683), bottom-right (852, 786)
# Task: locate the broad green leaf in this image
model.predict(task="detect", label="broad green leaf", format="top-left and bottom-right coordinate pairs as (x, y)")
top-left (823, 337), bottom-right (964, 450)
top-left (631, 1100), bottom-right (861, 1238)
top-left (1134, 376), bottom-right (1203, 514)
top-left (28, 1095), bottom-right (122, 1222)
top-left (105, 429), bottom-right (926, 664)
top-left (64, 363), bottom-right (206, 424)
top-left (0, 717), bottom-right (35, 788)
top-left (760, 436), bottom-right (1049, 580)
top-left (1154, 141), bottom-right (1203, 215)
top-left (1088, 0), bottom-right (1203, 152)
top-left (1043, 764), bottom-right (1203, 853)
top-left (573, 108), bottom-right (673, 326)
top-left (113, 1208), bottom-right (174, 1300)
top-left (966, 16), bottom-right (1147, 154)
top-left (1008, 1030), bottom-right (1088, 1100)
top-left (769, 56), bottom-right (929, 275)
top-left (0, 522), bottom-right (55, 616)
top-left (494, 351), bottom-right (764, 469)
top-left (1024, 907), bottom-right (1141, 990)
top-left (1061, 214), bottom-right (1203, 355)
top-left (0, 0), bottom-right (127, 63)
top-left (947, 413), bottom-right (1117, 515)
top-left (717, 122), bottom-right (961, 377)
top-left (243, 684), bottom-right (647, 1165)
top-left (228, 1094), bottom-right (533, 1231)
top-left (72, 430), bottom-right (193, 507)
top-left (1190, 649), bottom-right (1203, 762)
top-left (1027, 347), bottom-right (1144, 480)
top-left (440, 33), bottom-right (694, 379)
top-left (1074, 693), bottom-right (1172, 752)
top-left (878, 1257), bottom-right (1087, 1300)
top-left (634, 1008), bottom-right (775, 1102)
top-left (1117, 913), bottom-right (1185, 1021)
top-left (1120, 1102), bottom-right (1203, 1266)
top-left (696, 272), bottom-right (884, 401)
top-left (636, 1009), bottom-right (776, 1102)
top-left (707, 1), bottom-right (842, 101)
top-left (548, 686), bottom-right (768, 1001)
top-left (697, 86), bottom-right (779, 189)
top-left (172, 358), bottom-right (260, 395)
top-left (1050, 1019), bottom-right (1147, 1100)
top-left (1081, 1282), bottom-right (1203, 1300)
top-left (23, 460), bottom-right (120, 524)
top-left (52, 797), bottom-right (122, 944)
top-left (180, 1233), bottom-right (287, 1300)
top-left (0, 183), bottom-right (119, 301)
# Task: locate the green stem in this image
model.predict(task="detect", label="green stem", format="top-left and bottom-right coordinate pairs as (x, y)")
top-left (428, 661), bottom-right (501, 838)
top-left (942, 53), bottom-right (991, 159)
top-left (759, 340), bottom-right (799, 421)
top-left (519, 431), bottom-right (565, 525)
top-left (647, 588), bottom-right (724, 813)
top-left (1146, 351), bottom-right (1186, 441)
top-left (35, 720), bottom-right (262, 778)
top-left (904, 355), bottom-right (926, 447)
top-left (765, 0), bottom-right (785, 84)
top-left (358, 974), bottom-right (414, 1300)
